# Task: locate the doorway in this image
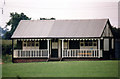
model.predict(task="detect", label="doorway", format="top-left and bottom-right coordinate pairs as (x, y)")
top-left (51, 39), bottom-right (58, 58)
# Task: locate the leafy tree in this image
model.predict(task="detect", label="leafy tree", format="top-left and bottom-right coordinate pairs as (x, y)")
top-left (111, 26), bottom-right (120, 39)
top-left (40, 17), bottom-right (55, 20)
top-left (4, 32), bottom-right (12, 39)
top-left (4, 12), bottom-right (31, 39)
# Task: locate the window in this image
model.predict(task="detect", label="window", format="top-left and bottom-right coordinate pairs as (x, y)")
top-left (27, 41), bottom-right (31, 46)
top-left (80, 40), bottom-right (84, 46)
top-left (112, 39), bottom-right (114, 49)
top-left (89, 42), bottom-right (92, 46)
top-left (69, 40), bottom-right (80, 49)
top-left (93, 40), bottom-right (97, 42)
top-left (81, 43), bottom-right (84, 46)
top-left (93, 40), bottom-right (97, 46)
top-left (80, 40), bottom-right (97, 46)
top-left (104, 39), bottom-right (109, 51)
top-left (85, 40), bottom-right (92, 46)
top-left (17, 40), bottom-right (22, 49)
top-left (85, 42), bottom-right (89, 46)
top-left (24, 43), bottom-right (26, 46)
top-left (23, 41), bottom-right (27, 46)
top-left (100, 40), bottom-right (103, 49)
top-left (39, 40), bottom-right (47, 49)
top-left (81, 40), bottom-right (84, 42)
top-left (52, 42), bottom-right (58, 49)
top-left (64, 42), bottom-right (68, 49)
top-left (93, 43), bottom-right (97, 46)
top-left (24, 41), bottom-right (39, 47)
top-left (36, 42), bottom-right (39, 46)
top-left (31, 41), bottom-right (35, 46)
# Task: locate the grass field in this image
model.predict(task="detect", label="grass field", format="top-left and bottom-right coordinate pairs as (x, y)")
top-left (2, 61), bottom-right (119, 77)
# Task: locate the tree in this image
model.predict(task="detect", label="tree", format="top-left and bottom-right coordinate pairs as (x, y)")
top-left (4, 32), bottom-right (12, 39)
top-left (40, 17), bottom-right (55, 20)
top-left (111, 26), bottom-right (120, 39)
top-left (4, 12), bottom-right (31, 39)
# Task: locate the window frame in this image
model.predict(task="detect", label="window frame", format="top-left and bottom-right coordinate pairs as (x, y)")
top-left (80, 40), bottom-right (97, 46)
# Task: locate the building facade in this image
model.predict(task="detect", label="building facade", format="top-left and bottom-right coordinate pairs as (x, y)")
top-left (11, 19), bottom-right (115, 63)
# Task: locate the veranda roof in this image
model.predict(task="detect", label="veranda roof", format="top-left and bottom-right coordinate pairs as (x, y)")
top-left (11, 19), bottom-right (109, 38)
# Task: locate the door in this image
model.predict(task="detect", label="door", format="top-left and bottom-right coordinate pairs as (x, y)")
top-left (51, 41), bottom-right (58, 58)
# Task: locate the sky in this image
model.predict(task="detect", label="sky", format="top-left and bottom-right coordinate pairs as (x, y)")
top-left (0, 0), bottom-right (119, 29)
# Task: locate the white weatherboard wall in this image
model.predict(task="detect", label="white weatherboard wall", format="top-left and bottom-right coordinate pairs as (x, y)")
top-left (104, 39), bottom-right (109, 51)
top-left (102, 23), bottom-right (113, 37)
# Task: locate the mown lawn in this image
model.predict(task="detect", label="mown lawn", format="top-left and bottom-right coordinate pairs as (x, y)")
top-left (2, 61), bottom-right (119, 77)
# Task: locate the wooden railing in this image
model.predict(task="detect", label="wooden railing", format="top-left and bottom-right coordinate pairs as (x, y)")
top-left (62, 49), bottom-right (102, 58)
top-left (13, 49), bottom-right (49, 58)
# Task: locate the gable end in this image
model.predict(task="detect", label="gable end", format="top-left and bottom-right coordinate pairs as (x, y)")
top-left (101, 20), bottom-right (113, 38)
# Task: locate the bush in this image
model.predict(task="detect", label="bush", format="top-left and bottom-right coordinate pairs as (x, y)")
top-left (2, 40), bottom-right (13, 63)
top-left (2, 40), bottom-right (13, 55)
top-left (2, 54), bottom-right (12, 63)
top-left (2, 44), bottom-right (12, 55)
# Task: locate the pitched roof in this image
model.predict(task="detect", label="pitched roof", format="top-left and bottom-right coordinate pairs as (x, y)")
top-left (11, 19), bottom-right (109, 38)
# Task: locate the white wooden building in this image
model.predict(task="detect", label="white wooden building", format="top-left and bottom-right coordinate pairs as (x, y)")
top-left (11, 19), bottom-right (115, 62)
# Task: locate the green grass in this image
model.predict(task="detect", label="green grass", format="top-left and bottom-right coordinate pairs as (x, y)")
top-left (2, 61), bottom-right (119, 77)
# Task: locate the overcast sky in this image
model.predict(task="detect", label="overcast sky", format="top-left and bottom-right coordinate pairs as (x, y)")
top-left (0, 0), bottom-right (119, 29)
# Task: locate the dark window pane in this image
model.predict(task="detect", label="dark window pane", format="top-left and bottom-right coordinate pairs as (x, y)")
top-left (89, 40), bottom-right (92, 42)
top-left (89, 42), bottom-right (92, 46)
top-left (93, 40), bottom-right (97, 42)
top-left (17, 40), bottom-right (22, 49)
top-left (64, 40), bottom-right (68, 42)
top-left (36, 43), bottom-right (38, 46)
top-left (100, 40), bottom-right (103, 49)
top-left (39, 40), bottom-right (47, 49)
top-left (69, 40), bottom-right (80, 49)
top-left (85, 40), bottom-right (89, 42)
top-left (32, 41), bottom-right (34, 46)
top-left (81, 43), bottom-right (84, 46)
top-left (24, 43), bottom-right (26, 46)
top-left (80, 40), bottom-right (84, 42)
top-left (52, 38), bottom-right (58, 42)
top-left (93, 43), bottom-right (97, 46)
top-left (27, 41), bottom-right (31, 46)
top-left (85, 42), bottom-right (88, 46)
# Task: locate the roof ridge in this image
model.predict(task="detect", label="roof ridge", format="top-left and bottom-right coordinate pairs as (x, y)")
top-left (20, 18), bottom-right (109, 21)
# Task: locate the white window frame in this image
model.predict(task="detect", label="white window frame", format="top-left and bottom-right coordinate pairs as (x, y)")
top-left (104, 39), bottom-right (109, 51)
